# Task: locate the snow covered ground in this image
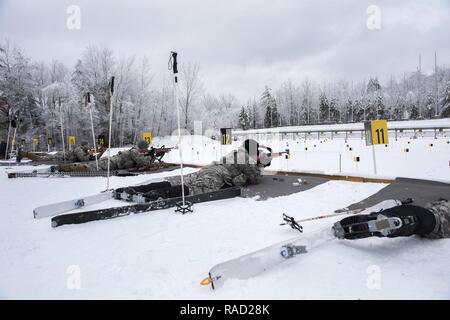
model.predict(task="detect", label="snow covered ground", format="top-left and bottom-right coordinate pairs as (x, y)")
top-left (1, 164), bottom-right (449, 299)
top-left (154, 130), bottom-right (450, 182)
top-left (1, 119), bottom-right (449, 299)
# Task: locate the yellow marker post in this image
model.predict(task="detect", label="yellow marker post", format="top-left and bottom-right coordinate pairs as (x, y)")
top-left (68, 136), bottom-right (76, 145)
top-left (369, 120), bottom-right (389, 145)
top-left (143, 131), bottom-right (152, 145)
top-left (32, 138), bottom-right (39, 152)
top-left (98, 135), bottom-right (106, 147)
top-left (364, 120), bottom-right (389, 176)
top-left (220, 128), bottom-right (232, 145)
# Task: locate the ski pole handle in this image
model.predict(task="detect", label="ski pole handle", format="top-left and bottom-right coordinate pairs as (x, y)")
top-left (110, 76), bottom-right (115, 95)
top-left (171, 51), bottom-right (178, 74)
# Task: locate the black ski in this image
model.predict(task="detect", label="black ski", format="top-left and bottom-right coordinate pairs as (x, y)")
top-left (51, 186), bottom-right (242, 227)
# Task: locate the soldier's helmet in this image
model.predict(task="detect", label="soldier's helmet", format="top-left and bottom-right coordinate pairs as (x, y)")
top-left (243, 139), bottom-right (259, 157)
top-left (137, 140), bottom-right (149, 150)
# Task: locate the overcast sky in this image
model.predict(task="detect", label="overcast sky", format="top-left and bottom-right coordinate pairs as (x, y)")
top-left (1, 0), bottom-right (449, 101)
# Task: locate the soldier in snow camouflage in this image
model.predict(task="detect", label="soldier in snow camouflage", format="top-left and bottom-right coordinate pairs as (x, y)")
top-left (116, 139), bottom-right (272, 200)
top-left (164, 139), bottom-right (271, 195)
top-left (57, 140), bottom-right (154, 172)
top-left (22, 141), bottom-right (94, 163)
top-left (423, 199), bottom-right (450, 239)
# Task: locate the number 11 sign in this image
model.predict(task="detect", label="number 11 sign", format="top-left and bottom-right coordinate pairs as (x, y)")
top-left (364, 120), bottom-right (389, 175)
top-left (365, 120), bottom-right (389, 145)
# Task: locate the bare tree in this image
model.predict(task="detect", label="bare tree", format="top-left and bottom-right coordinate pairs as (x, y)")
top-left (219, 94), bottom-right (239, 128)
top-left (179, 63), bottom-right (202, 130)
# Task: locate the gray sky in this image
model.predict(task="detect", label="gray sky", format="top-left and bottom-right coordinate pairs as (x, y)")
top-left (1, 0), bottom-right (449, 101)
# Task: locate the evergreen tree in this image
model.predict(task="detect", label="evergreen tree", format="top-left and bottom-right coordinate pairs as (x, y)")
top-left (319, 92), bottom-right (329, 122)
top-left (353, 98), bottom-right (364, 122)
top-left (261, 86), bottom-right (280, 128)
top-left (375, 94), bottom-right (387, 119)
top-left (329, 97), bottom-right (339, 122)
top-left (345, 98), bottom-right (354, 122)
top-left (440, 81), bottom-right (450, 117)
top-left (238, 106), bottom-right (251, 130)
top-left (423, 92), bottom-right (435, 119)
top-left (410, 103), bottom-right (419, 119)
top-left (366, 77), bottom-right (381, 94)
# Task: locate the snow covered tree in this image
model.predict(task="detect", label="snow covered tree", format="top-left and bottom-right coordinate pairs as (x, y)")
top-left (345, 98), bottom-right (354, 122)
top-left (261, 86), bottom-right (280, 128)
top-left (238, 106), bottom-right (251, 130)
top-left (440, 81), bottom-right (450, 118)
top-left (366, 77), bottom-right (381, 94)
top-left (318, 92), bottom-right (329, 122)
top-left (353, 98), bottom-right (365, 122)
top-left (247, 99), bottom-right (261, 129)
top-left (298, 79), bottom-right (313, 125)
top-left (375, 94), bottom-right (387, 119)
top-left (0, 40), bottom-right (44, 142)
top-left (179, 63), bottom-right (202, 130)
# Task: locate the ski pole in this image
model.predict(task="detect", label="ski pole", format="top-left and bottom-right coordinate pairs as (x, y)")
top-left (86, 93), bottom-right (99, 171)
top-left (280, 208), bottom-right (365, 228)
top-left (169, 51), bottom-right (187, 210)
top-left (106, 77), bottom-right (114, 190)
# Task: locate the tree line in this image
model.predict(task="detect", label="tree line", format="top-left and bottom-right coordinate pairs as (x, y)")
top-left (1, 39), bottom-right (450, 152)
top-left (239, 71), bottom-right (450, 130)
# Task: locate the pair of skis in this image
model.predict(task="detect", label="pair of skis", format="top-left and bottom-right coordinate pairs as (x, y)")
top-left (33, 184), bottom-right (242, 228)
top-left (201, 198), bottom-right (412, 289)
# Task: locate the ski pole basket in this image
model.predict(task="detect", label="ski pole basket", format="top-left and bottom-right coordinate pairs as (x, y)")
top-left (175, 200), bottom-right (193, 214)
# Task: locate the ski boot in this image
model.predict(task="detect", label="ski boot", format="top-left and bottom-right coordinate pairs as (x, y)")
top-left (113, 187), bottom-right (137, 201)
top-left (333, 204), bottom-right (437, 239)
top-left (113, 182), bottom-right (172, 202)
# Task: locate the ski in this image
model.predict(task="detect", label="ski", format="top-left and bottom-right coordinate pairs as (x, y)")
top-left (8, 170), bottom-right (149, 178)
top-left (7, 163), bottom-right (178, 178)
top-left (51, 186), bottom-right (242, 228)
top-left (201, 199), bottom-right (410, 289)
top-left (33, 191), bottom-right (114, 219)
top-left (33, 177), bottom-right (170, 218)
top-left (202, 228), bottom-right (336, 289)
